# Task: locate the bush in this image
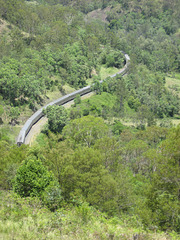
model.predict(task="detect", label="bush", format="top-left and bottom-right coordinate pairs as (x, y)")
top-left (44, 105), bottom-right (68, 133)
top-left (13, 159), bottom-right (60, 199)
top-left (42, 182), bottom-right (63, 211)
top-left (112, 121), bottom-right (126, 135)
top-left (74, 94), bottom-right (81, 106)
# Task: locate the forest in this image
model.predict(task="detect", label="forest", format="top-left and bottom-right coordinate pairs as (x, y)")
top-left (0, 0), bottom-right (180, 239)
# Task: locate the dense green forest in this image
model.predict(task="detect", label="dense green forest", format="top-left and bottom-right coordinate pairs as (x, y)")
top-left (0, 0), bottom-right (180, 239)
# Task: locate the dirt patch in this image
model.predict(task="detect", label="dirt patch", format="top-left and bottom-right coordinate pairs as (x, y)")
top-left (86, 7), bottom-right (111, 23)
top-left (0, 19), bottom-right (9, 34)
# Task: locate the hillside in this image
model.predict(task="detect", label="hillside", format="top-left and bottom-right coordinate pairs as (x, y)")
top-left (1, 191), bottom-right (178, 240)
top-left (0, 0), bottom-right (180, 239)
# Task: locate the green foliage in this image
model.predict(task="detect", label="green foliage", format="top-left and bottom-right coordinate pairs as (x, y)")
top-left (0, 55), bottom-right (51, 106)
top-left (9, 107), bottom-right (20, 125)
top-left (44, 105), bottom-right (68, 133)
top-left (0, 0), bottom-right (180, 235)
top-left (35, 114), bottom-right (180, 231)
top-left (69, 92), bottom-right (116, 120)
top-left (42, 182), bottom-right (63, 211)
top-left (0, 142), bottom-right (28, 189)
top-left (1, 190), bottom-right (178, 240)
top-left (111, 65), bottom-right (179, 118)
top-left (136, 126), bottom-right (168, 147)
top-left (39, 129), bottom-right (135, 215)
top-left (100, 48), bottom-right (124, 68)
top-left (0, 0), bottom-right (178, 123)
top-left (63, 115), bottom-right (109, 147)
top-left (62, 147), bottom-right (118, 213)
top-left (91, 75), bottom-right (103, 95)
top-left (128, 96), bottom-right (141, 111)
top-left (143, 126), bottom-right (180, 232)
top-left (13, 158), bottom-right (59, 199)
top-left (43, 142), bottom-right (125, 214)
top-left (42, 135), bottom-right (74, 184)
top-left (74, 94), bottom-right (81, 106)
top-left (0, 105), bottom-right (4, 116)
top-left (107, 0), bottom-right (180, 72)
top-left (112, 120), bottom-right (126, 135)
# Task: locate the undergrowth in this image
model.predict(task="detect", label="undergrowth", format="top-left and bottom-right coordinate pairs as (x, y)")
top-left (0, 191), bottom-right (179, 240)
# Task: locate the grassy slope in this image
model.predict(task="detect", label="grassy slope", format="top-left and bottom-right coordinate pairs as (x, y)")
top-left (165, 73), bottom-right (180, 125)
top-left (0, 190), bottom-right (178, 240)
top-left (165, 73), bottom-right (180, 97)
top-left (99, 66), bottom-right (121, 79)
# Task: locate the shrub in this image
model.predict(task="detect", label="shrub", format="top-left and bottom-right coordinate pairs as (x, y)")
top-left (42, 182), bottom-right (63, 211)
top-left (13, 159), bottom-right (60, 199)
top-left (44, 105), bottom-right (68, 133)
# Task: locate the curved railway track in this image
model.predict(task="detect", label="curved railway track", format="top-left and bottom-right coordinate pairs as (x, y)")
top-left (17, 53), bottom-right (130, 146)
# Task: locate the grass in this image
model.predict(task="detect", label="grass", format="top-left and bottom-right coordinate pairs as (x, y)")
top-left (100, 65), bottom-right (121, 79)
top-left (63, 84), bottom-right (76, 94)
top-left (44, 88), bottom-right (63, 104)
top-left (156, 118), bottom-right (180, 127)
top-left (41, 84), bottom-right (75, 105)
top-left (171, 119), bottom-right (180, 125)
top-left (83, 92), bottom-right (116, 109)
top-left (71, 92), bottom-right (117, 116)
top-left (165, 73), bottom-right (180, 97)
top-left (0, 125), bottom-right (21, 144)
top-left (0, 190), bottom-right (179, 240)
top-left (34, 129), bottom-right (49, 147)
top-left (86, 65), bottom-right (121, 85)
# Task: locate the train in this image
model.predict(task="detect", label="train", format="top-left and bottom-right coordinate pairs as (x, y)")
top-left (16, 53), bottom-right (130, 146)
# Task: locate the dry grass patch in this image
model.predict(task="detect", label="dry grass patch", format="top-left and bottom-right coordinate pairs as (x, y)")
top-left (165, 74), bottom-right (180, 97)
top-left (86, 7), bottom-right (111, 23)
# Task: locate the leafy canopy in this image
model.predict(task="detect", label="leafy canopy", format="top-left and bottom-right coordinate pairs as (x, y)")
top-left (13, 158), bottom-right (58, 198)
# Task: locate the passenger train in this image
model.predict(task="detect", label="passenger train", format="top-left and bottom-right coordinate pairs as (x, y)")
top-left (17, 53), bottom-right (130, 146)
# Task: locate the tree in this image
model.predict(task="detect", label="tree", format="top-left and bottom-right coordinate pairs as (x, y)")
top-left (136, 105), bottom-right (149, 129)
top-left (92, 75), bottom-right (103, 95)
top-left (43, 136), bottom-right (74, 185)
top-left (63, 115), bottom-right (109, 147)
top-left (74, 94), bottom-right (81, 106)
top-left (112, 120), bottom-right (126, 135)
top-left (136, 126), bottom-right (168, 147)
top-left (123, 139), bottom-right (149, 174)
top-left (0, 105), bottom-right (4, 124)
top-left (94, 136), bottom-right (122, 172)
top-left (58, 147), bottom-right (119, 214)
top-left (9, 107), bottom-right (20, 125)
top-left (45, 20), bottom-right (68, 45)
top-left (114, 76), bottom-right (127, 114)
top-left (13, 159), bottom-right (59, 198)
top-left (128, 96), bottom-right (141, 111)
top-left (145, 126), bottom-right (180, 231)
top-left (44, 105), bottom-right (68, 133)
